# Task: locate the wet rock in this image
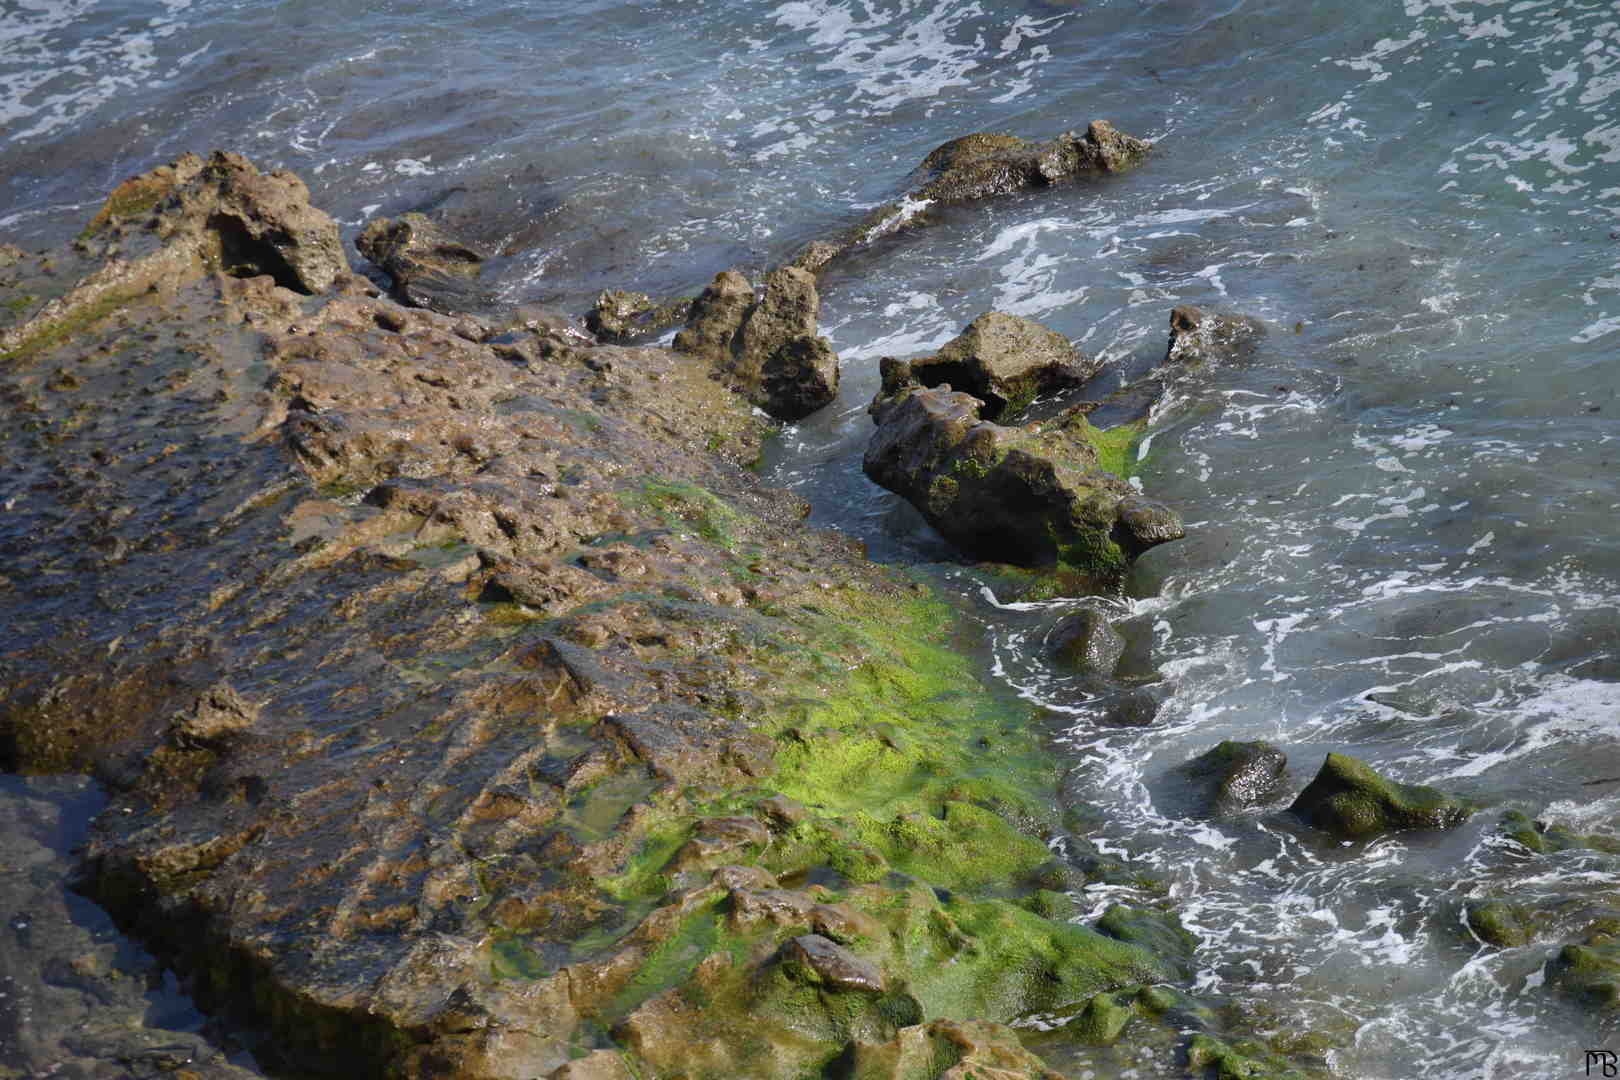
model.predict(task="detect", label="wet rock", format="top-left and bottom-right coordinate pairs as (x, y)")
top-left (777, 933), bottom-right (886, 993)
top-left (672, 815), bottom-right (772, 871)
top-left (168, 680), bottom-right (258, 751)
top-left (547, 1049), bottom-right (636, 1080)
top-left (1464, 899), bottom-right (1536, 948)
top-left (863, 387), bottom-right (1183, 574)
top-left (1500, 809), bottom-right (1620, 855)
top-left (1165, 304), bottom-right (1267, 367)
top-left (1096, 904), bottom-right (1199, 982)
top-left (1547, 930), bottom-right (1620, 1011)
top-left (791, 121), bottom-right (1152, 276)
top-left (843, 1019), bottom-right (1066, 1080)
top-left (1288, 753), bottom-right (1475, 840)
top-left (586, 289), bottom-right (692, 342)
top-left (674, 267), bottom-right (839, 422)
top-left (880, 312), bottom-right (1099, 422)
top-left (1099, 686), bottom-right (1164, 727)
top-left (356, 212), bottom-right (492, 315)
top-left (1173, 740), bottom-right (1289, 817)
top-left (1049, 609), bottom-right (1126, 674)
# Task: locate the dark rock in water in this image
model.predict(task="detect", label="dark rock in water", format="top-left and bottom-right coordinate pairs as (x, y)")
top-left (881, 311), bottom-right (1100, 422)
top-left (587, 289), bottom-right (692, 342)
top-left (1165, 305), bottom-right (1267, 367)
top-left (1100, 687), bottom-right (1163, 727)
top-left (790, 121), bottom-right (1152, 276)
top-left (674, 267), bottom-right (839, 422)
top-left (863, 387), bottom-right (1182, 575)
top-left (1174, 740), bottom-right (1288, 817)
top-left (1050, 609), bottom-right (1126, 675)
top-left (777, 933), bottom-right (885, 993)
top-left (356, 211), bottom-right (492, 315)
top-left (1288, 753), bottom-right (1474, 840)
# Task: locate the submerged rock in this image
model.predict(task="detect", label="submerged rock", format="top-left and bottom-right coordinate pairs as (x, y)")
top-left (1164, 304), bottom-right (1268, 367)
top-left (863, 387), bottom-right (1182, 575)
top-left (1173, 740), bottom-right (1289, 817)
top-left (1288, 753), bottom-right (1474, 840)
top-left (674, 266), bottom-right (839, 421)
top-left (790, 121), bottom-right (1153, 275)
top-left (876, 311), bottom-right (1099, 422)
top-left (356, 211), bottom-right (493, 315)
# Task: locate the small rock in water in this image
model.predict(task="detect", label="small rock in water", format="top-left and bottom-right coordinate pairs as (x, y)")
top-left (1049, 609), bottom-right (1126, 675)
top-left (1172, 740), bottom-right (1288, 817)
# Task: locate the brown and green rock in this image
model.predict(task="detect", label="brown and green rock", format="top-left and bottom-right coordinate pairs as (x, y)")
top-left (1288, 753), bottom-right (1475, 840)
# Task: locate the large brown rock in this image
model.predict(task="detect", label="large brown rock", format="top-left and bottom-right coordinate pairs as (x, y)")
top-left (875, 311), bottom-right (1099, 422)
top-left (674, 266), bottom-right (839, 421)
top-left (863, 387), bottom-right (1183, 575)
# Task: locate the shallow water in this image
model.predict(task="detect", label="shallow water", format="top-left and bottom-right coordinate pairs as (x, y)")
top-left (5, 0), bottom-right (1620, 1075)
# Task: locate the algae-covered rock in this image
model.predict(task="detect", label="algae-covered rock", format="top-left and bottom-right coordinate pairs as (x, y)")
top-left (1173, 741), bottom-right (1288, 817)
top-left (863, 387), bottom-right (1183, 575)
top-left (356, 211), bottom-right (492, 314)
top-left (1464, 899), bottom-right (1536, 948)
top-left (1500, 809), bottom-right (1620, 856)
top-left (882, 311), bottom-right (1100, 422)
top-left (1187, 1033), bottom-right (1314, 1080)
top-left (1288, 753), bottom-right (1474, 840)
top-left (1096, 904), bottom-right (1199, 982)
top-left (1546, 931), bottom-right (1620, 1011)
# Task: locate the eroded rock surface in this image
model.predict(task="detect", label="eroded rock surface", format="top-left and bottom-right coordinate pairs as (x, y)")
top-left (873, 312), bottom-right (1099, 422)
top-left (674, 266), bottom-right (839, 421)
top-left (356, 211), bottom-right (493, 315)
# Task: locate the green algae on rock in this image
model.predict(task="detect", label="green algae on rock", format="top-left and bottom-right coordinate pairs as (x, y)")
top-left (1288, 753), bottom-right (1475, 840)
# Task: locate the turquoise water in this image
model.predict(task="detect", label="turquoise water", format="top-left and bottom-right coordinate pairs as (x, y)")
top-left (4, 0), bottom-right (1620, 1075)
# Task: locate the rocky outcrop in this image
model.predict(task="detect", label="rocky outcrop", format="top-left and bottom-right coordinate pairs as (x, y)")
top-left (862, 386), bottom-right (1182, 575)
top-left (356, 211), bottom-right (493, 315)
top-left (790, 121), bottom-right (1153, 276)
top-left (1172, 740), bottom-right (1289, 817)
top-left (1288, 753), bottom-right (1475, 840)
top-left (3, 150), bottom-right (346, 361)
top-left (871, 311), bottom-right (1099, 422)
top-left (2, 156), bottom-right (1215, 1080)
top-left (673, 266), bottom-right (839, 421)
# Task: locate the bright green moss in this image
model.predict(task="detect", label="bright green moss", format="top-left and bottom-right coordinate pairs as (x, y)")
top-left (623, 480), bottom-right (745, 549)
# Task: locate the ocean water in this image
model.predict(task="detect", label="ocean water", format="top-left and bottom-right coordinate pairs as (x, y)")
top-left (4, 0), bottom-right (1619, 1076)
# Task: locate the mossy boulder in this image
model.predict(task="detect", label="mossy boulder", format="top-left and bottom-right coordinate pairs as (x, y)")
top-left (1049, 609), bottom-right (1126, 674)
top-left (1546, 931), bottom-right (1620, 1011)
top-left (1287, 753), bottom-right (1474, 840)
top-left (1464, 899), bottom-right (1536, 948)
top-left (863, 387), bottom-right (1182, 575)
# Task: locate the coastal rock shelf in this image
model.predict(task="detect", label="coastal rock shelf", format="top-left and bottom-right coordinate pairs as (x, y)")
top-left (0, 154), bottom-right (1320, 1080)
